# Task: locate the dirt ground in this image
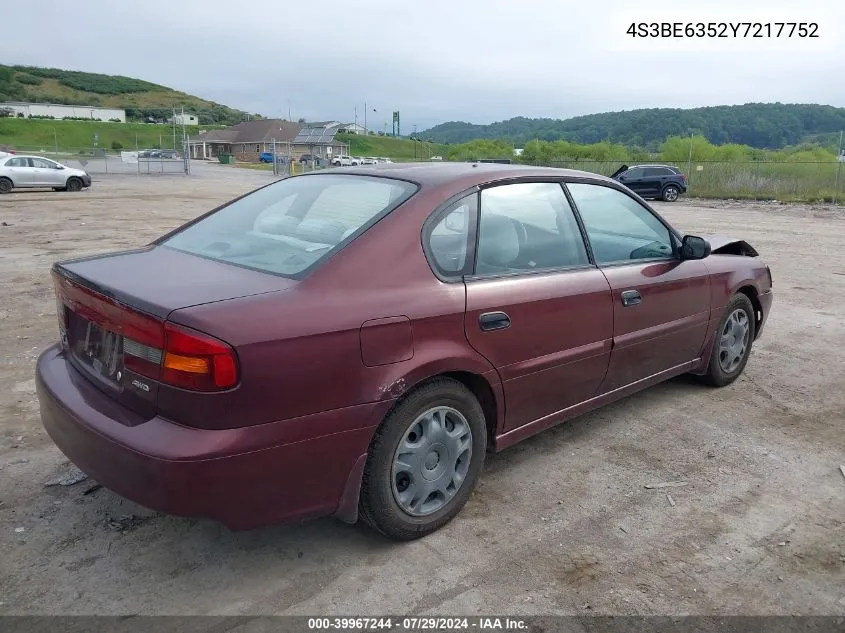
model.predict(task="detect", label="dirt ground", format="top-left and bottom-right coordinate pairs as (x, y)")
top-left (0, 164), bottom-right (843, 616)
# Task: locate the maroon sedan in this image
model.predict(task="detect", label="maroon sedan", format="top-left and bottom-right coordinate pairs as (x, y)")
top-left (36, 163), bottom-right (773, 540)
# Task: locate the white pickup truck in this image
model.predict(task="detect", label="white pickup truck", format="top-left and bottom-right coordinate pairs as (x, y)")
top-left (332, 155), bottom-right (353, 166)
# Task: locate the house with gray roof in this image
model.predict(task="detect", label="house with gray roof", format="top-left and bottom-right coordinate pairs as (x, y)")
top-left (188, 119), bottom-right (349, 162)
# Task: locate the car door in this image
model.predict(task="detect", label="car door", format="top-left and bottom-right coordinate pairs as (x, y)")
top-left (29, 157), bottom-right (64, 187)
top-left (4, 157), bottom-right (36, 186)
top-left (638, 167), bottom-right (664, 198)
top-left (617, 167), bottom-right (645, 195)
top-left (566, 182), bottom-right (711, 392)
top-left (460, 181), bottom-right (613, 433)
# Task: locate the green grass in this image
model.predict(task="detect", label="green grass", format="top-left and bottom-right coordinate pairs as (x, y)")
top-left (337, 133), bottom-right (448, 161)
top-left (0, 118), bottom-right (222, 151)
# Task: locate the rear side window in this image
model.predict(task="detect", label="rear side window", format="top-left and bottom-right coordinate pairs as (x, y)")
top-left (427, 193), bottom-right (476, 276)
top-left (162, 174), bottom-right (417, 278)
top-left (6, 157), bottom-right (28, 167)
top-left (476, 182), bottom-right (589, 274)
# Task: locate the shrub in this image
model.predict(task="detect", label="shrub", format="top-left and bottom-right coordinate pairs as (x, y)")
top-left (15, 74), bottom-right (42, 86)
top-left (111, 141), bottom-right (123, 150)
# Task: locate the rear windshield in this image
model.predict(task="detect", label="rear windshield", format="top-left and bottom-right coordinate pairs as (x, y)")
top-left (162, 174), bottom-right (417, 277)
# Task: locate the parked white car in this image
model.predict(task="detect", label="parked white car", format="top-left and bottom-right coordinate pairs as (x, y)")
top-left (331, 155), bottom-right (353, 166)
top-left (0, 155), bottom-right (92, 193)
top-left (361, 157), bottom-right (378, 165)
top-left (430, 155), bottom-right (444, 161)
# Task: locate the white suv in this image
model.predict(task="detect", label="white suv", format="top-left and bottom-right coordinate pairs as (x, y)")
top-left (332, 155), bottom-right (353, 166)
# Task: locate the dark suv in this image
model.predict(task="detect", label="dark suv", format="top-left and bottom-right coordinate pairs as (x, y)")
top-left (611, 164), bottom-right (687, 202)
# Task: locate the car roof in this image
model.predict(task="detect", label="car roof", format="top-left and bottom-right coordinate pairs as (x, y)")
top-left (321, 161), bottom-right (618, 188)
top-left (630, 164), bottom-right (678, 169)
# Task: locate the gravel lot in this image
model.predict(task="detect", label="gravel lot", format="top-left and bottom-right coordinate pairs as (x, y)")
top-left (1, 164), bottom-right (843, 616)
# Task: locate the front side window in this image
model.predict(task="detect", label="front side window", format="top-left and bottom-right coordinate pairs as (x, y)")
top-left (567, 183), bottom-right (674, 264)
top-left (475, 182), bottom-right (589, 275)
top-left (31, 158), bottom-right (56, 169)
top-left (427, 193), bottom-right (476, 276)
top-left (162, 174), bottom-right (417, 277)
top-left (621, 167), bottom-right (644, 179)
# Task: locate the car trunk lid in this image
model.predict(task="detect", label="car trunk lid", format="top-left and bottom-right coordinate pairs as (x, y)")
top-left (52, 246), bottom-right (295, 418)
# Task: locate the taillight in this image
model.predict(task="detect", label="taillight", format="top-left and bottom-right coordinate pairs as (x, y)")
top-left (161, 322), bottom-right (238, 391)
top-left (55, 293), bottom-right (68, 330)
top-left (123, 322), bottom-right (238, 392)
top-left (766, 265), bottom-right (772, 288)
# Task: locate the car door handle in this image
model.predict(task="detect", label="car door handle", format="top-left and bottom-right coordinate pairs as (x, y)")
top-left (620, 290), bottom-right (642, 307)
top-left (479, 311), bottom-right (511, 331)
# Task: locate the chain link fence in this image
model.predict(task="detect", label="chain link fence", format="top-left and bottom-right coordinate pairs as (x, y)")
top-left (532, 159), bottom-right (844, 203)
top-left (7, 144), bottom-right (190, 175)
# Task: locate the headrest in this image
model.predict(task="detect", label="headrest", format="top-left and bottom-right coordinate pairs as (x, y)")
top-left (477, 214), bottom-right (519, 267)
top-left (255, 215), bottom-right (347, 245)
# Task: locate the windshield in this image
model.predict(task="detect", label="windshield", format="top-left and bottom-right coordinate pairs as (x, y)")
top-left (162, 174), bottom-right (417, 278)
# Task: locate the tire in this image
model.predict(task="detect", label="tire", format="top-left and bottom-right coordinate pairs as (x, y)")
top-left (358, 378), bottom-right (487, 540)
top-left (0, 177), bottom-right (12, 194)
top-left (701, 293), bottom-right (756, 387)
top-left (66, 177), bottom-right (82, 192)
top-left (661, 184), bottom-right (680, 202)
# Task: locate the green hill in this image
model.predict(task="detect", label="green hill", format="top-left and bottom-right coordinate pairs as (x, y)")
top-left (422, 103), bottom-right (845, 150)
top-left (0, 65), bottom-right (257, 125)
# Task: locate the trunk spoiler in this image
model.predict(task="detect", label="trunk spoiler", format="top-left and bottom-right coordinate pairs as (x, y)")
top-left (609, 164), bottom-right (628, 179)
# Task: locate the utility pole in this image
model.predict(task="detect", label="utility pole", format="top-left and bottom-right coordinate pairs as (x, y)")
top-left (687, 131), bottom-right (694, 180)
top-left (364, 101), bottom-right (367, 136)
top-left (172, 108), bottom-right (176, 149)
top-left (834, 130), bottom-right (843, 205)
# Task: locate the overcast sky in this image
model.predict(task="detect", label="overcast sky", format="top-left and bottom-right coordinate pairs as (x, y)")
top-left (3, 0), bottom-right (843, 131)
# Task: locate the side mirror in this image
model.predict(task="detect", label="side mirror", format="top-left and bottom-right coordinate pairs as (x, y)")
top-left (56, 165), bottom-right (64, 170)
top-left (680, 235), bottom-right (711, 260)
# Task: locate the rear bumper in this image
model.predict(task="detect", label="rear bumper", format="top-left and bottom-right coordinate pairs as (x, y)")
top-left (36, 345), bottom-right (388, 530)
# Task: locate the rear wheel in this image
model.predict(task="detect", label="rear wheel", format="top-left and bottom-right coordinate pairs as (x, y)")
top-left (358, 378), bottom-right (487, 540)
top-left (702, 294), bottom-right (756, 387)
top-left (661, 184), bottom-right (680, 202)
top-left (0, 177), bottom-right (12, 194)
top-left (66, 177), bottom-right (82, 192)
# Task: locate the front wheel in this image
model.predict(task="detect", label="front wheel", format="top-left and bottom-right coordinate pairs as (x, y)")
top-left (358, 378), bottom-right (487, 540)
top-left (661, 184), bottom-right (680, 202)
top-left (702, 294), bottom-right (756, 387)
top-left (66, 177), bottom-right (83, 192)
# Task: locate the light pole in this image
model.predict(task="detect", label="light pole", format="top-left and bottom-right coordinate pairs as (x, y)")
top-left (834, 130), bottom-right (843, 205)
